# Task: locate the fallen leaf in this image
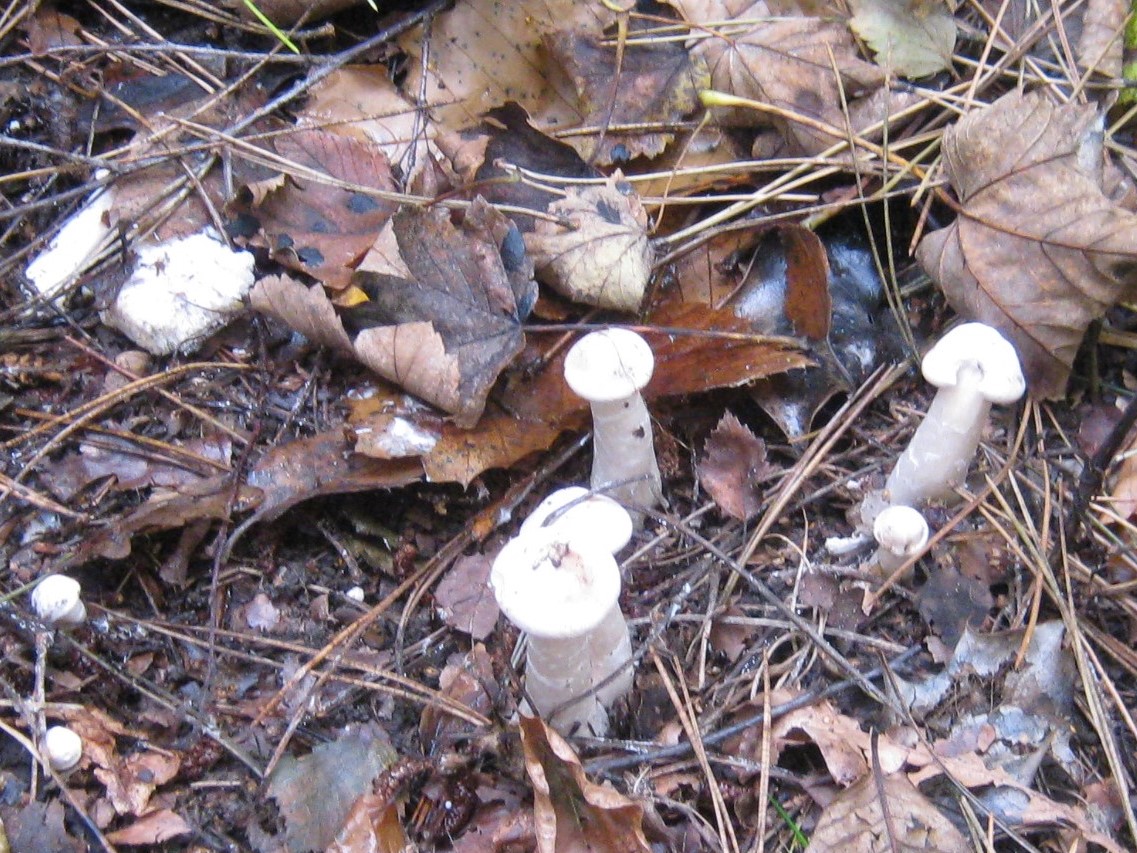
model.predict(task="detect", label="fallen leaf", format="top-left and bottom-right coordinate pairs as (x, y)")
top-left (545, 26), bottom-right (710, 164)
top-left (232, 128), bottom-right (399, 290)
top-left (691, 9), bottom-right (886, 154)
top-left (398, 0), bottom-right (615, 134)
top-left (0, 800), bottom-right (84, 853)
top-left (1076, 0), bottom-right (1124, 77)
top-left (434, 555), bottom-right (499, 639)
top-left (916, 562), bottom-right (992, 647)
top-left (526, 174), bottom-right (653, 311)
top-left (420, 645), bottom-right (500, 754)
top-left (805, 770), bottom-right (969, 852)
top-left (699, 411), bottom-right (777, 521)
top-left (224, 0), bottom-right (353, 25)
top-left (916, 91), bottom-right (1137, 398)
top-left (519, 716), bottom-right (651, 853)
top-left (268, 727), bottom-right (397, 853)
top-left (326, 791), bottom-right (408, 853)
top-left (780, 225), bottom-right (832, 340)
top-left (105, 810), bottom-right (192, 846)
top-left (849, 0), bottom-right (957, 77)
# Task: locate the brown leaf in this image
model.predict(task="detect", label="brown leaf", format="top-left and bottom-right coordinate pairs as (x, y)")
top-left (105, 810), bottom-right (192, 846)
top-left (804, 771), bottom-right (969, 853)
top-left (781, 225), bottom-right (831, 340)
top-left (225, 0), bottom-right (353, 25)
top-left (268, 727), bottom-right (397, 853)
top-left (398, 0), bottom-right (615, 133)
top-left (916, 91), bottom-right (1137, 398)
top-left (346, 200), bottom-right (536, 426)
top-left (699, 411), bottom-right (776, 521)
top-left (527, 174), bottom-right (653, 311)
top-left (2, 800), bottom-right (84, 853)
top-left (93, 749), bottom-right (181, 817)
top-left (233, 128), bottom-right (398, 290)
top-left (692, 10), bottom-right (885, 154)
top-left (420, 645), bottom-right (500, 754)
top-left (434, 555), bottom-right (499, 639)
top-left (519, 716), bottom-right (651, 853)
top-left (916, 563), bottom-right (993, 648)
top-left (545, 28), bottom-right (710, 164)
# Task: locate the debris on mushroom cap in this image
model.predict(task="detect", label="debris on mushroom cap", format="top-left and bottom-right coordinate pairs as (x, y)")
top-left (490, 530), bottom-right (620, 640)
top-left (873, 505), bottom-right (929, 556)
top-left (520, 487), bottom-right (634, 555)
top-left (563, 328), bottom-right (655, 403)
top-left (30, 575), bottom-right (86, 627)
top-left (921, 322), bottom-right (1026, 404)
top-left (44, 725), bottom-right (83, 771)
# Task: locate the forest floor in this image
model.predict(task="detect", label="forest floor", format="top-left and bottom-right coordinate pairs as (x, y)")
top-left (1, 0), bottom-right (1137, 851)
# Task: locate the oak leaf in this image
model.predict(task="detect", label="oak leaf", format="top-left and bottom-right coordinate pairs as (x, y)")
top-left (916, 91), bottom-right (1137, 398)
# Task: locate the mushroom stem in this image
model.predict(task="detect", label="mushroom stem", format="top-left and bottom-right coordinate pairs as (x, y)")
top-left (589, 394), bottom-right (663, 510)
top-left (884, 363), bottom-right (988, 508)
top-left (490, 531), bottom-right (633, 736)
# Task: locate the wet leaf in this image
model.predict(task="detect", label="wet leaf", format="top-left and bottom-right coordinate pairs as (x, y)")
top-left (781, 225), bottom-right (832, 340)
top-left (849, 0), bottom-right (957, 78)
top-left (1, 800), bottom-right (84, 853)
top-left (805, 770), bottom-right (969, 852)
top-left (699, 411), bottom-right (777, 521)
top-left (268, 727), bottom-right (397, 853)
top-left (916, 91), bottom-right (1137, 398)
top-left (691, 9), bottom-right (885, 154)
top-left (232, 128), bottom-right (399, 290)
top-left (519, 716), bottom-right (651, 853)
top-left (916, 563), bottom-right (992, 648)
top-left (105, 810), bottom-right (192, 846)
top-left (545, 27), bottom-right (710, 164)
top-left (434, 555), bottom-right (499, 639)
top-left (526, 174), bottom-right (653, 311)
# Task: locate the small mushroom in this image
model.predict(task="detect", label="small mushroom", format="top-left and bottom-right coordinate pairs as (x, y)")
top-left (43, 725), bottom-right (83, 772)
top-left (490, 529), bottom-right (633, 736)
top-left (519, 486), bottom-right (634, 555)
top-left (563, 329), bottom-right (663, 512)
top-left (872, 323), bottom-right (1025, 519)
top-left (30, 575), bottom-right (86, 628)
top-left (870, 505), bottom-right (929, 576)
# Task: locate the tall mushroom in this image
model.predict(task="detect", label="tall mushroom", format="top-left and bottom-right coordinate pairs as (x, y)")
top-left (869, 323), bottom-right (1025, 521)
top-left (490, 529), bottom-right (633, 736)
top-left (563, 329), bottom-right (663, 512)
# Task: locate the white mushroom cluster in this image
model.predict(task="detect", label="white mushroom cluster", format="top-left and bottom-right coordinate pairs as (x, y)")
top-left (490, 487), bottom-right (636, 736)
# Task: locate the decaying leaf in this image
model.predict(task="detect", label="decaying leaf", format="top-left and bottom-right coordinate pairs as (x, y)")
top-left (527, 174), bottom-right (653, 311)
top-left (916, 91), bottom-right (1137, 398)
top-left (268, 727), bottom-right (397, 853)
top-left (104, 810), bottom-right (192, 846)
top-left (398, 0), bottom-right (615, 133)
top-left (805, 770), bottom-right (969, 852)
top-left (915, 562), bottom-right (993, 647)
top-left (254, 199), bottom-right (535, 426)
top-left (699, 411), bottom-right (777, 521)
top-left (519, 716), bottom-right (651, 853)
top-left (545, 27), bottom-right (710, 164)
top-left (434, 555), bottom-right (499, 640)
top-left (231, 128), bottom-right (399, 290)
top-left (849, 0), bottom-right (957, 77)
top-left (1, 800), bottom-right (84, 853)
top-left (690, 8), bottom-right (886, 154)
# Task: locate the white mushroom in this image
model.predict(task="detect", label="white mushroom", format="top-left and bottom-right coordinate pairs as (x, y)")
top-left (30, 575), bottom-right (86, 628)
top-left (519, 486), bottom-right (634, 555)
top-left (43, 725), bottom-right (83, 772)
top-left (490, 529), bottom-right (633, 736)
top-left (563, 329), bottom-right (663, 512)
top-left (877, 323), bottom-right (1025, 516)
top-left (870, 505), bottom-right (929, 576)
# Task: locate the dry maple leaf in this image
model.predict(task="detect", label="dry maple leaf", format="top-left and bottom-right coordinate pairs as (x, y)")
top-left (849, 0), bottom-right (956, 77)
top-left (916, 91), bottom-right (1137, 398)
top-left (805, 770), bottom-right (969, 852)
top-left (519, 716), bottom-right (652, 853)
top-left (690, 7), bottom-right (885, 154)
top-left (545, 27), bottom-right (710, 164)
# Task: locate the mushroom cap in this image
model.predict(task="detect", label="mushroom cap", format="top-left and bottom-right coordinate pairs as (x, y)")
top-left (490, 529), bottom-right (621, 640)
top-left (873, 505), bottom-right (929, 557)
top-left (921, 323), bottom-right (1026, 405)
top-left (30, 575), bottom-right (85, 627)
top-left (564, 328), bottom-right (654, 403)
top-left (520, 487), bottom-right (634, 555)
top-left (44, 725), bottom-right (82, 771)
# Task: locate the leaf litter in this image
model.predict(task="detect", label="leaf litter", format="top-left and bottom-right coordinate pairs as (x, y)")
top-left (2, 0), bottom-right (1137, 850)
